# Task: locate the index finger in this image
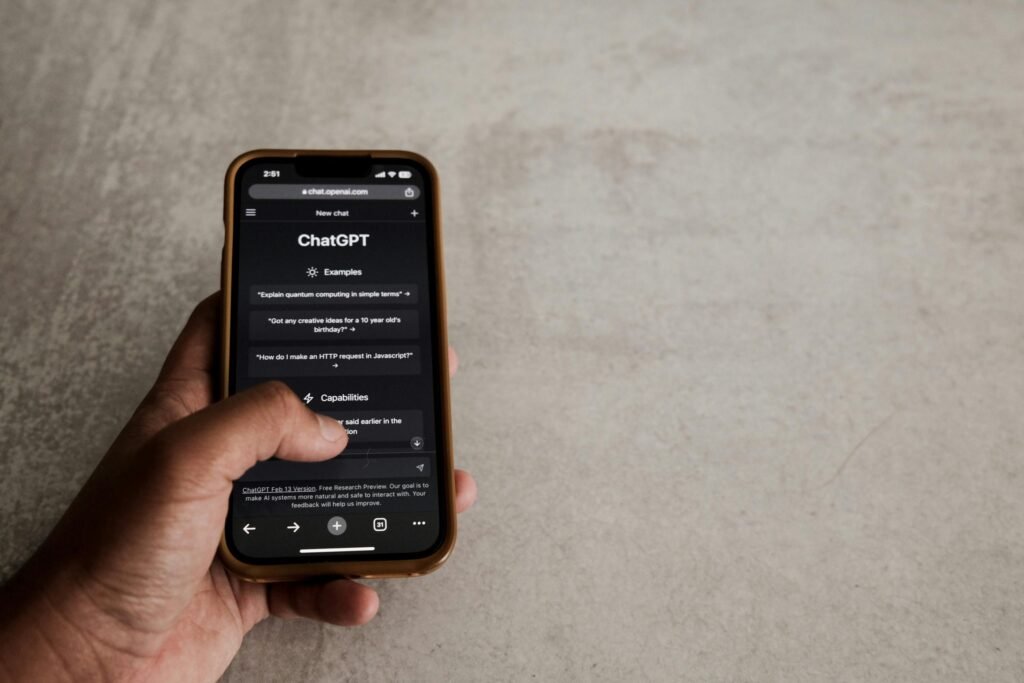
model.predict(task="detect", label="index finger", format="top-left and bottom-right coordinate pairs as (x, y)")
top-left (157, 292), bottom-right (220, 384)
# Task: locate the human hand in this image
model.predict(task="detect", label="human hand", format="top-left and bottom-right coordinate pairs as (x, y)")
top-left (0, 293), bottom-right (477, 682)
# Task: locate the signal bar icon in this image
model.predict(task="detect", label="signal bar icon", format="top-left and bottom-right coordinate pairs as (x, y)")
top-left (374, 171), bottom-right (386, 178)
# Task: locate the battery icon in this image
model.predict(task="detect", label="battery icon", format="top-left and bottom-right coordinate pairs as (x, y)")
top-left (398, 170), bottom-right (412, 179)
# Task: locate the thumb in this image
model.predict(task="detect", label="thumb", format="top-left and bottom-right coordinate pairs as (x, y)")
top-left (148, 380), bottom-right (348, 498)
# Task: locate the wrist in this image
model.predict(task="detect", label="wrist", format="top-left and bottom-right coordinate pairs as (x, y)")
top-left (0, 573), bottom-right (78, 681)
top-left (0, 559), bottom-right (144, 682)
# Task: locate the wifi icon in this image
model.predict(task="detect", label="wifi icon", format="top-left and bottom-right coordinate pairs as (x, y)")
top-left (387, 171), bottom-right (397, 178)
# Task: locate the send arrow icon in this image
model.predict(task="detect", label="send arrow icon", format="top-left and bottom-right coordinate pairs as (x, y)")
top-left (288, 522), bottom-right (301, 533)
top-left (242, 524), bottom-right (255, 535)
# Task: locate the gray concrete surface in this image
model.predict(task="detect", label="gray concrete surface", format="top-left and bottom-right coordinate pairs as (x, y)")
top-left (2, 1), bottom-right (1023, 680)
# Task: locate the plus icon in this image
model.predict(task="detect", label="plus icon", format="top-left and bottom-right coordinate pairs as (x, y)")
top-left (327, 516), bottom-right (347, 536)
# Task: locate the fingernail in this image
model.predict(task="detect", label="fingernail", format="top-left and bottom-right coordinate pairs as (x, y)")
top-left (317, 414), bottom-right (348, 442)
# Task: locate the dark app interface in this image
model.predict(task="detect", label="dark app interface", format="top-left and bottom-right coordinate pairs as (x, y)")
top-left (228, 160), bottom-right (443, 562)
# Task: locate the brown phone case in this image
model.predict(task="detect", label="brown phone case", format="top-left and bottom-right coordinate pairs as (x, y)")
top-left (217, 150), bottom-right (456, 582)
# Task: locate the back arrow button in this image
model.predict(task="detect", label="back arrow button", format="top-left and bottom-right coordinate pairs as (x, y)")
top-left (242, 523), bottom-right (255, 535)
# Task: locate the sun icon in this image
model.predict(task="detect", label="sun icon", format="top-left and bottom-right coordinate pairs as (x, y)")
top-left (306, 266), bottom-right (318, 278)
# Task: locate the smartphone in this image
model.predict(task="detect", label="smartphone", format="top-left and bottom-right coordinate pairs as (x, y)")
top-left (218, 150), bottom-right (456, 581)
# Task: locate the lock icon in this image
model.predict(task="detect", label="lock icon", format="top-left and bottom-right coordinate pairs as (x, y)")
top-left (404, 187), bottom-right (415, 198)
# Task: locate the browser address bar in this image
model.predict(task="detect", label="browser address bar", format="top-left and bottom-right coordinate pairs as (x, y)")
top-left (248, 184), bottom-right (420, 200)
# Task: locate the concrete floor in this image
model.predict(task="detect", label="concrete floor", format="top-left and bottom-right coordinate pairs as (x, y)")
top-left (2, 1), bottom-right (1023, 681)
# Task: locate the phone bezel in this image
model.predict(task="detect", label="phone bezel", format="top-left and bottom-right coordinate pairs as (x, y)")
top-left (217, 149), bottom-right (456, 581)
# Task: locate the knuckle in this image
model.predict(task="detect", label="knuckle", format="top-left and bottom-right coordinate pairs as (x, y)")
top-left (142, 385), bottom-right (192, 424)
top-left (131, 376), bottom-right (211, 443)
top-left (254, 380), bottom-right (301, 428)
top-left (146, 375), bottom-right (209, 418)
top-left (260, 380), bottom-right (297, 409)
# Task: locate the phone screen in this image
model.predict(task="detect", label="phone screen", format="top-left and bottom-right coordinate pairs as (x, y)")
top-left (224, 155), bottom-right (451, 565)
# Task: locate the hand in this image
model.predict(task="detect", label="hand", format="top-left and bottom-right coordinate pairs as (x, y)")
top-left (0, 293), bottom-right (477, 682)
